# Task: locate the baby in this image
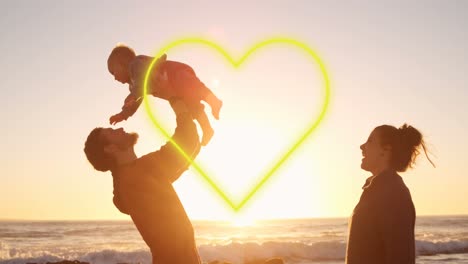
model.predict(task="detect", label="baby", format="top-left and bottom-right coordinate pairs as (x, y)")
top-left (107, 44), bottom-right (223, 145)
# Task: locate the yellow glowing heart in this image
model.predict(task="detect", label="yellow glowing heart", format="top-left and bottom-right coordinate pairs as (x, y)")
top-left (143, 37), bottom-right (331, 212)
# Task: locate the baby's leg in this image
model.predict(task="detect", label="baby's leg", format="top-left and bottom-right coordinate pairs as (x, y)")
top-left (196, 109), bottom-right (214, 146)
top-left (202, 86), bottom-right (223, 119)
top-left (186, 100), bottom-right (214, 146)
top-left (197, 84), bottom-right (223, 120)
top-left (176, 71), bottom-right (223, 120)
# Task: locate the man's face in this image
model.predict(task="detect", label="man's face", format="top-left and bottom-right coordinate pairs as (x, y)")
top-left (100, 127), bottom-right (138, 152)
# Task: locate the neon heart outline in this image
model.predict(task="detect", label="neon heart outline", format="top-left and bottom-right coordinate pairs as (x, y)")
top-left (143, 37), bottom-right (331, 212)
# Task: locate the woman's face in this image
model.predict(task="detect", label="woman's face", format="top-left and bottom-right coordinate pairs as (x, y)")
top-left (360, 129), bottom-right (387, 173)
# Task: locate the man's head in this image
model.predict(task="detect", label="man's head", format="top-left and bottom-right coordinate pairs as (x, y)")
top-left (107, 44), bottom-right (136, 84)
top-left (84, 127), bottom-right (139, 172)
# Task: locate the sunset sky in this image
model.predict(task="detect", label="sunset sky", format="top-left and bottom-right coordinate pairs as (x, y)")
top-left (1, 0), bottom-right (467, 221)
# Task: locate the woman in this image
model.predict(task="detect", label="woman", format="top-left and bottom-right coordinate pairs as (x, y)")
top-left (346, 124), bottom-right (434, 264)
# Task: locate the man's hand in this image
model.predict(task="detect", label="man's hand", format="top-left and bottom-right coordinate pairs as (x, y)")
top-left (109, 113), bottom-right (126, 125)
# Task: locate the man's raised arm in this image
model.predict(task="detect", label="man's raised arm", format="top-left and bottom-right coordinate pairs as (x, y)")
top-left (140, 98), bottom-right (201, 183)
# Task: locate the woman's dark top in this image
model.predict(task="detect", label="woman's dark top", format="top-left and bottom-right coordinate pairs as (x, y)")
top-left (346, 170), bottom-right (416, 264)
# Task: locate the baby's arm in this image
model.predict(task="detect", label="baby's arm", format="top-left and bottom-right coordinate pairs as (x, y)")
top-left (109, 93), bottom-right (143, 125)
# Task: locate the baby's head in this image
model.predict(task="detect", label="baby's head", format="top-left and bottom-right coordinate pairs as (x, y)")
top-left (107, 44), bottom-right (136, 84)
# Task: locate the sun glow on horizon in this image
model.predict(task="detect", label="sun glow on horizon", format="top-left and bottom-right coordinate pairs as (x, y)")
top-left (229, 214), bottom-right (257, 227)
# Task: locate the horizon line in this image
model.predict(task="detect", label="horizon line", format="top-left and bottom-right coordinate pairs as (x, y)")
top-left (1, 213), bottom-right (467, 222)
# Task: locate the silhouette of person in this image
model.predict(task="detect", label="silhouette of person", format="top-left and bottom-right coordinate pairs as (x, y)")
top-left (84, 98), bottom-right (202, 264)
top-left (346, 124), bottom-right (435, 264)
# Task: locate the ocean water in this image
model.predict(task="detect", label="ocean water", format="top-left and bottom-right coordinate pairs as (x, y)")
top-left (0, 216), bottom-right (467, 264)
